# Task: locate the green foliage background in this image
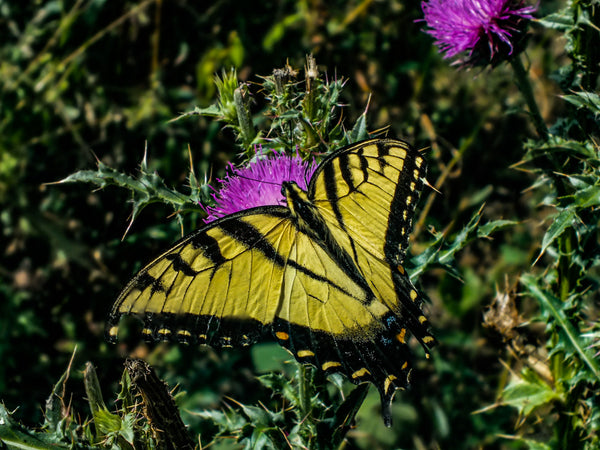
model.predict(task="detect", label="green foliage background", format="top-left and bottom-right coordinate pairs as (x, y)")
top-left (1, 0), bottom-right (597, 449)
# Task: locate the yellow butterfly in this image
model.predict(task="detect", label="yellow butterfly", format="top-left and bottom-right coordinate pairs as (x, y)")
top-left (107, 138), bottom-right (435, 426)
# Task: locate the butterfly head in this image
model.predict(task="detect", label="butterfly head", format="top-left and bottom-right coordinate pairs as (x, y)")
top-left (281, 180), bottom-right (304, 197)
top-left (282, 180), bottom-right (308, 212)
top-left (281, 181), bottom-right (324, 235)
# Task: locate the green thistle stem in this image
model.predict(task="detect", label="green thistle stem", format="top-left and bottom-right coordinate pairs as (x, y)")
top-left (298, 363), bottom-right (310, 418)
top-left (234, 86), bottom-right (256, 153)
top-left (510, 55), bottom-right (549, 142)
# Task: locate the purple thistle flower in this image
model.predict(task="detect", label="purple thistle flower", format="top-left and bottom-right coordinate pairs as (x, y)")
top-left (420, 0), bottom-right (537, 66)
top-left (204, 150), bottom-right (318, 223)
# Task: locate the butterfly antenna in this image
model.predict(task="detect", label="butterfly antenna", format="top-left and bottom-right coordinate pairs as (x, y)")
top-left (234, 172), bottom-right (281, 187)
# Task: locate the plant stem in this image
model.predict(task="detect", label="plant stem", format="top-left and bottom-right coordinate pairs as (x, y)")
top-left (234, 86), bottom-right (256, 153)
top-left (558, 227), bottom-right (575, 302)
top-left (298, 363), bottom-right (310, 419)
top-left (510, 55), bottom-right (549, 142)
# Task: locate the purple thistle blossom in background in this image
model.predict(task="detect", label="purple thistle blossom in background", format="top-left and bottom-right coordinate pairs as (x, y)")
top-left (204, 150), bottom-right (318, 223)
top-left (420, 0), bottom-right (537, 66)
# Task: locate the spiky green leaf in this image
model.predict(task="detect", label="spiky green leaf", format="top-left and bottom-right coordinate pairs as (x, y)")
top-left (537, 208), bottom-right (578, 262)
top-left (521, 274), bottom-right (600, 383)
top-left (501, 368), bottom-right (559, 417)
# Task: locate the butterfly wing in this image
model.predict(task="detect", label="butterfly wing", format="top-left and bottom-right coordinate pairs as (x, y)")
top-left (108, 138), bottom-right (434, 427)
top-left (107, 207), bottom-right (403, 356)
top-left (107, 208), bottom-right (293, 346)
top-left (310, 138), bottom-right (424, 266)
top-left (308, 138), bottom-right (436, 415)
top-left (108, 202), bottom-right (415, 424)
top-left (270, 221), bottom-right (415, 406)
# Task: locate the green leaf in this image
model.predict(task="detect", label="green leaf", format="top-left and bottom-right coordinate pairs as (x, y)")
top-left (43, 352), bottom-right (76, 438)
top-left (256, 372), bottom-right (300, 408)
top-left (536, 208), bottom-right (578, 263)
top-left (319, 384), bottom-right (369, 448)
top-left (519, 438), bottom-right (553, 450)
top-left (561, 91), bottom-right (600, 118)
top-left (572, 184), bottom-right (600, 209)
top-left (194, 409), bottom-right (247, 431)
top-left (525, 136), bottom-right (598, 161)
top-left (0, 404), bottom-right (67, 449)
top-left (84, 362), bottom-right (107, 416)
top-left (501, 369), bottom-right (559, 416)
top-left (536, 8), bottom-right (574, 30)
top-left (52, 154), bottom-right (203, 236)
top-left (521, 274), bottom-right (600, 383)
top-left (477, 219), bottom-right (518, 238)
top-left (347, 109), bottom-right (369, 143)
top-left (93, 409), bottom-right (136, 446)
top-left (188, 104), bottom-right (223, 118)
top-left (438, 205), bottom-right (483, 266)
top-left (239, 404), bottom-right (281, 425)
top-left (407, 205), bottom-right (484, 281)
top-left (262, 12), bottom-right (304, 51)
top-left (409, 206), bottom-right (485, 279)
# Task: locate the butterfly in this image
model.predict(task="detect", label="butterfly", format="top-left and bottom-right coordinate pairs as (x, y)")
top-left (107, 138), bottom-right (436, 426)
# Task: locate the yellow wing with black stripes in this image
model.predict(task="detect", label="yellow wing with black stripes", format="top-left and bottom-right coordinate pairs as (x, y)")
top-left (108, 209), bottom-right (385, 345)
top-left (309, 138), bottom-right (435, 351)
top-left (107, 138), bottom-right (435, 426)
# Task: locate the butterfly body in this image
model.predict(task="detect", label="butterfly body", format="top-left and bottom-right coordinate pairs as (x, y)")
top-left (107, 138), bottom-right (435, 426)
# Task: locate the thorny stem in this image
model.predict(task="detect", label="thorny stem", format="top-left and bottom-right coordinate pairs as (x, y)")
top-left (298, 364), bottom-right (311, 420)
top-left (510, 55), bottom-right (549, 142)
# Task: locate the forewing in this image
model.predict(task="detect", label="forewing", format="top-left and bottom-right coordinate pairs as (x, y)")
top-left (307, 138), bottom-right (436, 407)
top-left (309, 138), bottom-right (426, 266)
top-left (108, 206), bottom-right (395, 348)
top-left (107, 208), bottom-right (294, 347)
